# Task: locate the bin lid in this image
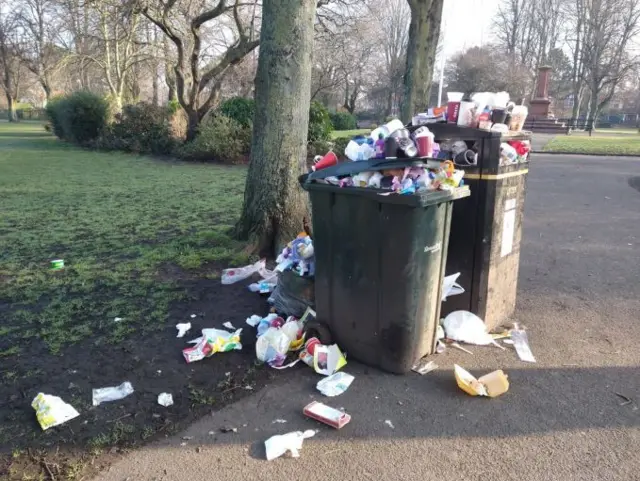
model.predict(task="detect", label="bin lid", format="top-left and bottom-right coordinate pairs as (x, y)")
top-left (301, 181), bottom-right (470, 207)
top-left (306, 157), bottom-right (442, 182)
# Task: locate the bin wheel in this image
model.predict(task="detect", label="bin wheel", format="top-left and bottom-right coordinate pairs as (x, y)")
top-left (304, 321), bottom-right (333, 345)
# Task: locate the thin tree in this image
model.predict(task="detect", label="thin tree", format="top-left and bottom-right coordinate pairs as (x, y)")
top-left (0, 8), bottom-right (21, 121)
top-left (235, 0), bottom-right (317, 254)
top-left (401, 0), bottom-right (444, 123)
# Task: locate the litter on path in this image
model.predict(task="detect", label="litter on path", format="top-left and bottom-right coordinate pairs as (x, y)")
top-left (317, 372), bottom-right (354, 396)
top-left (92, 381), bottom-right (134, 406)
top-left (157, 393), bottom-right (173, 407)
top-left (511, 325), bottom-right (536, 362)
top-left (176, 322), bottom-right (191, 338)
top-left (303, 401), bottom-right (351, 429)
top-left (272, 419), bottom-right (288, 424)
top-left (182, 328), bottom-right (242, 363)
top-left (411, 358), bottom-right (438, 375)
top-left (32, 393), bottom-right (80, 430)
top-left (264, 430), bottom-right (316, 461)
top-left (443, 311), bottom-right (505, 349)
top-left (454, 365), bottom-right (509, 398)
top-left (384, 420), bottom-right (395, 429)
top-left (222, 321), bottom-right (236, 330)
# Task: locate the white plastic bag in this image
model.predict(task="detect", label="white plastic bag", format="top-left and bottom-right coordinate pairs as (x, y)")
top-left (265, 430), bottom-right (316, 461)
top-left (256, 327), bottom-right (294, 365)
top-left (442, 311), bottom-right (501, 347)
top-left (442, 273), bottom-right (465, 301)
top-left (345, 140), bottom-right (375, 161)
top-left (92, 381), bottom-right (134, 406)
top-left (316, 372), bottom-right (354, 396)
top-left (221, 260), bottom-right (266, 285)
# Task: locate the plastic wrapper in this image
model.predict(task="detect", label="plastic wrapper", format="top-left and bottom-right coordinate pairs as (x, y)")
top-left (32, 393), bottom-right (80, 430)
top-left (316, 372), bottom-right (354, 396)
top-left (92, 381), bottom-right (134, 406)
top-left (264, 430), bottom-right (316, 461)
top-left (221, 260), bottom-right (266, 285)
top-left (345, 140), bottom-right (375, 161)
top-left (442, 272), bottom-right (465, 301)
top-left (157, 393), bottom-right (174, 407)
top-left (182, 328), bottom-right (242, 363)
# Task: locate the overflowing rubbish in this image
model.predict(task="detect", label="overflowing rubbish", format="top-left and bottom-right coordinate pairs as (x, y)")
top-left (50, 259), bottom-right (64, 270)
top-left (443, 311), bottom-right (504, 349)
top-left (222, 321), bottom-right (236, 330)
top-left (32, 393), bottom-right (80, 430)
top-left (275, 233), bottom-right (315, 277)
top-left (311, 343), bottom-right (347, 376)
top-left (303, 401), bottom-right (351, 429)
top-left (255, 316), bottom-right (305, 367)
top-left (269, 270), bottom-right (315, 318)
top-left (221, 259), bottom-right (269, 285)
top-left (442, 273), bottom-right (464, 301)
top-left (411, 358), bottom-right (438, 375)
top-left (182, 328), bottom-right (242, 363)
top-left (511, 325), bottom-right (536, 363)
top-left (157, 393), bottom-right (174, 407)
top-left (454, 365), bottom-right (509, 398)
top-left (264, 430), bottom-right (316, 461)
top-left (316, 372), bottom-right (354, 396)
top-left (92, 381), bottom-right (134, 406)
top-left (176, 322), bottom-right (191, 338)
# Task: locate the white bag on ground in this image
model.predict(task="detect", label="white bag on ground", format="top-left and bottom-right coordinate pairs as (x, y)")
top-left (265, 430), bottom-right (316, 460)
top-left (442, 273), bottom-right (465, 301)
top-left (221, 260), bottom-right (266, 285)
top-left (443, 311), bottom-right (501, 347)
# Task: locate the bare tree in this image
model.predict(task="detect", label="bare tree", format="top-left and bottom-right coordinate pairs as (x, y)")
top-left (15, 0), bottom-right (65, 102)
top-left (236, 0), bottom-right (316, 254)
top-left (0, 7), bottom-right (21, 121)
top-left (580, 0), bottom-right (640, 127)
top-left (134, 0), bottom-right (260, 140)
top-left (401, 0), bottom-right (444, 123)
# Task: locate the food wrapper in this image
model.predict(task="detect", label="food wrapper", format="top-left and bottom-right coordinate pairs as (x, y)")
top-left (32, 393), bottom-right (80, 430)
top-left (454, 364), bottom-right (509, 398)
top-left (313, 344), bottom-right (347, 376)
top-left (183, 328), bottom-right (242, 363)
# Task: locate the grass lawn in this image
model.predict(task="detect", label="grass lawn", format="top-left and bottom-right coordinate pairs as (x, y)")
top-left (331, 128), bottom-right (370, 139)
top-left (542, 134), bottom-right (640, 155)
top-left (0, 122), bottom-right (273, 479)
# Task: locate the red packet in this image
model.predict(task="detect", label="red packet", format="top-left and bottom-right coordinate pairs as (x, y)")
top-left (303, 401), bottom-right (351, 429)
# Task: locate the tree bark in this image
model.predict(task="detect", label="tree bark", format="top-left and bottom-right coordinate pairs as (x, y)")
top-left (235, 0), bottom-right (316, 256)
top-left (6, 93), bottom-right (17, 122)
top-left (401, 0), bottom-right (444, 123)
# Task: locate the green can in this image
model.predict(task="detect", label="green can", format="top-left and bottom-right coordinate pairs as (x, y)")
top-left (51, 259), bottom-right (64, 270)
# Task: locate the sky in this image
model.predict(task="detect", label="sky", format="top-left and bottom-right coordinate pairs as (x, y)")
top-left (441, 0), bottom-right (501, 55)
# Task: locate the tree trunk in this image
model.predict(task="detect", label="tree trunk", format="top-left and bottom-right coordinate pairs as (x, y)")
top-left (235, 0), bottom-right (316, 256)
top-left (587, 86), bottom-right (598, 131)
top-left (6, 94), bottom-right (17, 122)
top-left (570, 86), bottom-right (583, 129)
top-left (186, 108), bottom-right (199, 142)
top-left (401, 0), bottom-right (444, 124)
top-left (152, 64), bottom-right (159, 106)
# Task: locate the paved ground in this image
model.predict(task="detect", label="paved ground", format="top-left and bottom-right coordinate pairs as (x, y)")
top-left (531, 133), bottom-right (556, 151)
top-left (96, 154), bottom-right (640, 481)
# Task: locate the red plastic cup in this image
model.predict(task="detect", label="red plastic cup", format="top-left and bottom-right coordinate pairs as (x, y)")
top-left (415, 136), bottom-right (433, 157)
top-left (312, 151), bottom-right (338, 171)
top-left (447, 101), bottom-right (460, 124)
top-left (305, 337), bottom-right (321, 355)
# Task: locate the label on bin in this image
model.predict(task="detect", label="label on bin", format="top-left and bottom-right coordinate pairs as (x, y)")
top-left (424, 242), bottom-right (442, 254)
top-left (501, 199), bottom-right (517, 257)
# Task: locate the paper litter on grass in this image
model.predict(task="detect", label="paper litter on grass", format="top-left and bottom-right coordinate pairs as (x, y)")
top-left (32, 393), bottom-right (80, 430)
top-left (92, 382), bottom-right (134, 406)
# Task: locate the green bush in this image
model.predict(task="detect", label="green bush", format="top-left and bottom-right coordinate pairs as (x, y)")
top-left (47, 91), bottom-right (109, 144)
top-left (45, 96), bottom-right (66, 139)
top-left (179, 114), bottom-right (251, 163)
top-left (219, 97), bottom-right (255, 129)
top-left (332, 137), bottom-right (351, 159)
top-left (308, 101), bottom-right (333, 143)
top-left (99, 103), bottom-right (176, 155)
top-left (330, 111), bottom-right (357, 131)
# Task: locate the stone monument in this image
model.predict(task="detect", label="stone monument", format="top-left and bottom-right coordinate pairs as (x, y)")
top-left (529, 66), bottom-right (552, 118)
